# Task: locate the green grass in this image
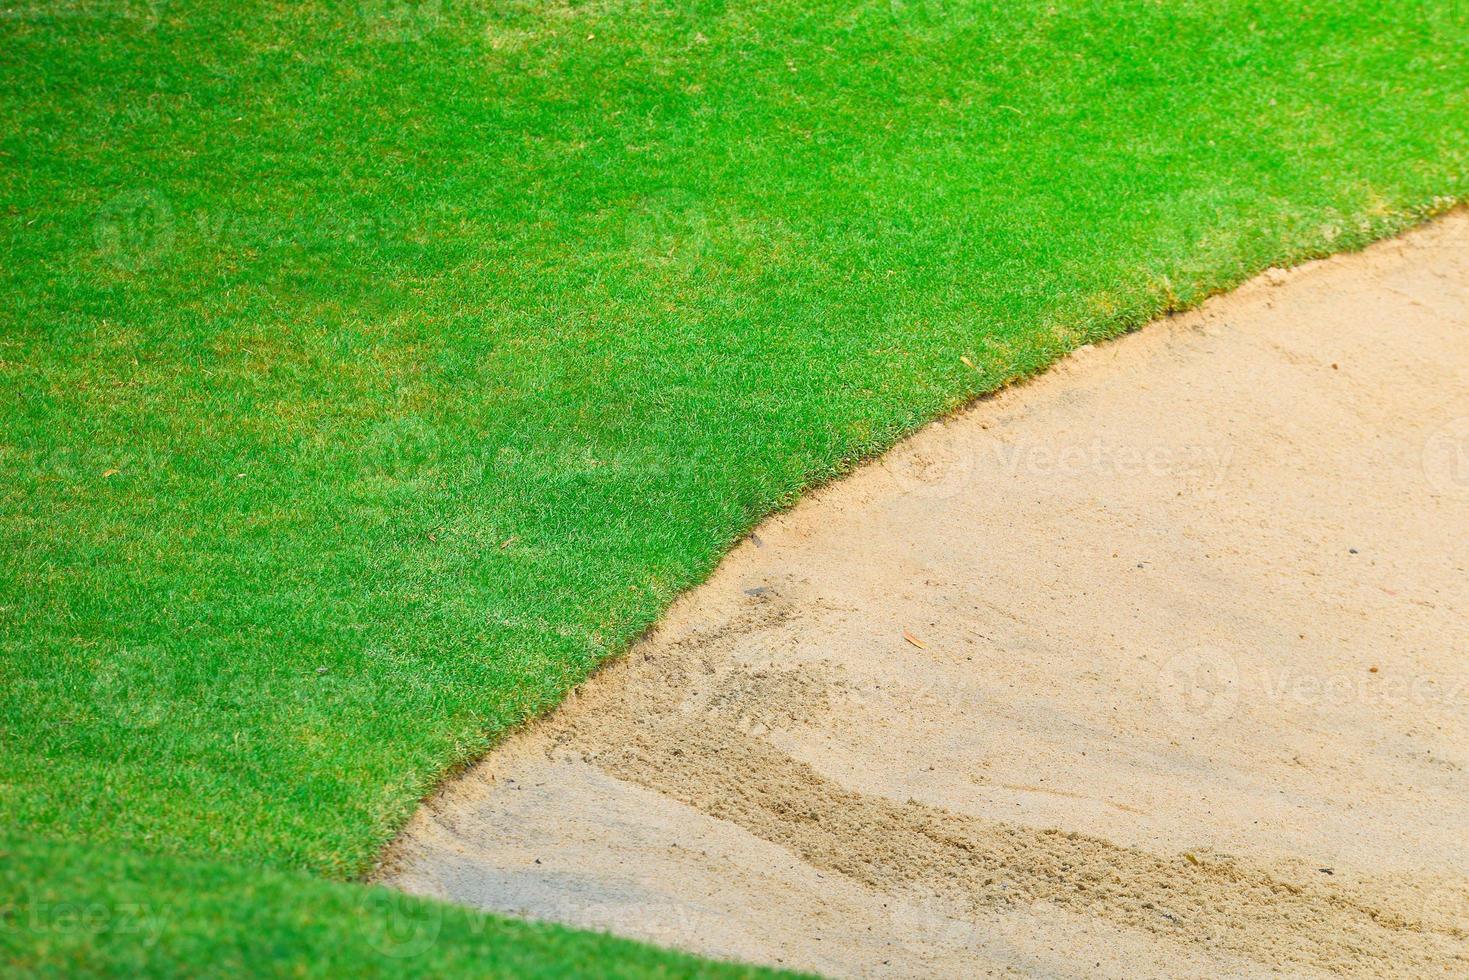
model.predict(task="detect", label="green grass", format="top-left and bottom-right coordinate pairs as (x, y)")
top-left (1, 0), bottom-right (1466, 972)
top-left (0, 832), bottom-right (791, 978)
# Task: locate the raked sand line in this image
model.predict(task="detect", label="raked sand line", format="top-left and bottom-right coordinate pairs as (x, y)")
top-left (377, 213), bottom-right (1469, 978)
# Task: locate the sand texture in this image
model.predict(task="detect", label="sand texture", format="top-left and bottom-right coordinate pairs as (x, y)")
top-left (378, 214), bottom-right (1469, 978)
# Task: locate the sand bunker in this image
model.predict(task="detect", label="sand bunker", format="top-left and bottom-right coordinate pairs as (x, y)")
top-left (378, 214), bottom-right (1469, 978)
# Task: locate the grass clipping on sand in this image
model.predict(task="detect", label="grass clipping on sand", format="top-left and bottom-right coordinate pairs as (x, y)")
top-left (1, 0), bottom-right (1466, 972)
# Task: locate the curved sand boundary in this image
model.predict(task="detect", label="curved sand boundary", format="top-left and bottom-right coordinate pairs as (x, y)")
top-left (378, 214), bottom-right (1469, 978)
